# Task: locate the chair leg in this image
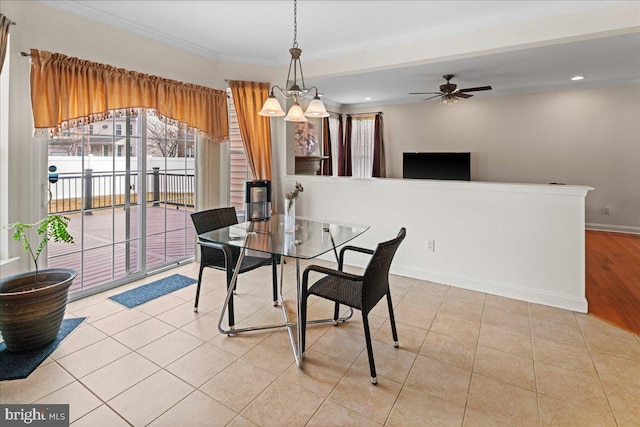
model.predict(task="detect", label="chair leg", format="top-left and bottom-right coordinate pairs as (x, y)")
top-left (300, 286), bottom-right (308, 355)
top-left (362, 312), bottom-right (377, 384)
top-left (194, 264), bottom-right (205, 312)
top-left (226, 268), bottom-right (235, 328)
top-left (386, 293), bottom-right (399, 347)
top-left (271, 257), bottom-right (279, 306)
top-left (333, 303), bottom-right (340, 325)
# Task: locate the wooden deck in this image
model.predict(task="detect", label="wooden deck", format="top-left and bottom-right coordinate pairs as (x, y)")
top-left (48, 204), bottom-right (195, 294)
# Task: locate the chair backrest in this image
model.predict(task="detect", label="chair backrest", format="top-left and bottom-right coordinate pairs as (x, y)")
top-left (362, 228), bottom-right (406, 312)
top-left (190, 207), bottom-right (239, 235)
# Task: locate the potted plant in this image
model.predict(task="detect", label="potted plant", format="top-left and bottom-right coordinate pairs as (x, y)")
top-left (0, 215), bottom-right (77, 353)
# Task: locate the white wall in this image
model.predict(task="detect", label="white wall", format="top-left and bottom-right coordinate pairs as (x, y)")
top-left (342, 85), bottom-right (640, 231)
top-left (287, 175), bottom-right (591, 312)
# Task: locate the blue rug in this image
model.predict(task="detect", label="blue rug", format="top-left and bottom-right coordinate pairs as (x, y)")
top-left (0, 317), bottom-right (85, 381)
top-left (109, 274), bottom-right (196, 308)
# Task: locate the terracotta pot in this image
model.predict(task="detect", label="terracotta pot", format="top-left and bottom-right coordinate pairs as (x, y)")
top-left (0, 268), bottom-right (77, 353)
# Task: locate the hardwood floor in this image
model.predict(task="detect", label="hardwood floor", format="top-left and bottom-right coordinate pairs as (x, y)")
top-left (586, 230), bottom-right (640, 335)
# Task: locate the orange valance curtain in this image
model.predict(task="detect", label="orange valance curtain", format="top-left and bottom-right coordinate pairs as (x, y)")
top-left (29, 49), bottom-right (228, 142)
top-left (228, 80), bottom-right (272, 180)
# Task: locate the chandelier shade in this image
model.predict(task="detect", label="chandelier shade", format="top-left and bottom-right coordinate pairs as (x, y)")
top-left (258, 0), bottom-right (327, 122)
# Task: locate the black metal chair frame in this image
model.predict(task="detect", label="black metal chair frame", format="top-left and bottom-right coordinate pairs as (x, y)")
top-left (300, 228), bottom-right (406, 384)
top-left (191, 207), bottom-right (278, 327)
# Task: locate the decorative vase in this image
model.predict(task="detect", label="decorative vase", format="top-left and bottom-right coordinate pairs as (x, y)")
top-left (284, 197), bottom-right (295, 233)
top-left (0, 268), bottom-right (77, 353)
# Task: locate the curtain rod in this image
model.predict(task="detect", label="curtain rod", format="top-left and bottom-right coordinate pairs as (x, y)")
top-left (346, 111), bottom-right (383, 116)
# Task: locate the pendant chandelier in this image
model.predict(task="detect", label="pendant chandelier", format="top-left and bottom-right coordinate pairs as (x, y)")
top-left (258, 0), bottom-right (328, 122)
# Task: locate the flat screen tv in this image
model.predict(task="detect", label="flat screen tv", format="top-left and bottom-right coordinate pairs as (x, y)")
top-left (403, 152), bottom-right (471, 181)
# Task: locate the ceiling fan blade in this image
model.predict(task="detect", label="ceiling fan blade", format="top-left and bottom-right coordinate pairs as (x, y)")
top-left (422, 95), bottom-right (442, 101)
top-left (409, 92), bottom-right (442, 95)
top-left (454, 93), bottom-right (473, 99)
top-left (458, 86), bottom-right (492, 93)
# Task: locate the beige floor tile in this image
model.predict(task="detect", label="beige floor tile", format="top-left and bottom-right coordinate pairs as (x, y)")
top-left (90, 308), bottom-right (151, 336)
top-left (241, 378), bottom-right (324, 426)
top-left (137, 329), bottom-right (203, 366)
top-left (332, 312), bottom-right (386, 339)
top-left (388, 386), bottom-right (465, 426)
top-left (148, 390), bottom-right (236, 427)
top-left (352, 340), bottom-right (417, 384)
top-left (166, 342), bottom-right (237, 387)
top-left (108, 370), bottom-right (193, 426)
top-left (402, 285), bottom-right (448, 308)
top-left (420, 331), bottom-right (476, 371)
top-left (374, 319), bottom-right (428, 354)
top-left (0, 362), bottom-right (75, 404)
top-left (405, 355), bottom-right (472, 406)
top-left (478, 324), bottom-right (532, 359)
top-left (307, 400), bottom-right (381, 426)
top-left (180, 310), bottom-right (224, 341)
top-left (73, 300), bottom-right (124, 323)
top-left (50, 323), bottom-right (108, 360)
top-left (80, 352), bottom-right (159, 401)
top-left (155, 301), bottom-right (205, 328)
top-left (57, 337), bottom-right (131, 378)
top-left (601, 381), bottom-right (640, 425)
top-left (328, 367), bottom-right (402, 424)
top-left (463, 409), bottom-right (512, 427)
top-left (242, 333), bottom-right (296, 375)
top-left (393, 300), bottom-right (439, 330)
top-left (445, 287), bottom-right (486, 307)
top-left (528, 303), bottom-right (576, 324)
top-left (484, 294), bottom-right (529, 316)
top-left (112, 317), bottom-right (175, 350)
top-left (280, 349), bottom-right (352, 397)
top-left (410, 279), bottom-right (449, 300)
top-left (134, 293), bottom-right (186, 316)
top-left (66, 292), bottom-right (106, 312)
top-left (72, 405), bottom-right (130, 427)
top-left (482, 305), bottom-right (530, 335)
top-left (208, 329), bottom-right (273, 357)
top-left (532, 336), bottom-right (596, 374)
top-left (591, 350), bottom-right (640, 392)
top-left (467, 373), bottom-right (539, 427)
top-left (530, 317), bottom-right (585, 347)
top-left (430, 312), bottom-right (481, 344)
top-left (538, 394), bottom-right (616, 427)
top-left (35, 381), bottom-right (101, 423)
top-left (309, 327), bottom-right (366, 364)
top-left (200, 359), bottom-right (277, 412)
top-left (535, 361), bottom-right (611, 414)
top-left (227, 415), bottom-right (258, 427)
top-left (473, 345), bottom-right (535, 391)
top-left (440, 298), bottom-right (485, 323)
top-left (389, 274), bottom-right (416, 290)
top-left (581, 326), bottom-right (640, 361)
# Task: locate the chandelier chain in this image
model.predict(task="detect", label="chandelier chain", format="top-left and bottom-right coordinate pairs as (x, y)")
top-left (293, 0), bottom-right (298, 47)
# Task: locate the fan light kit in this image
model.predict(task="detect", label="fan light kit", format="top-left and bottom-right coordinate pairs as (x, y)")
top-left (410, 74), bottom-right (492, 105)
top-left (258, 0), bottom-right (328, 122)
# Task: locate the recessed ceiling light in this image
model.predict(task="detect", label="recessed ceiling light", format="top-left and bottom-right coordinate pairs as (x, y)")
top-left (571, 75), bottom-right (585, 81)
top-left (364, 97), bottom-right (372, 101)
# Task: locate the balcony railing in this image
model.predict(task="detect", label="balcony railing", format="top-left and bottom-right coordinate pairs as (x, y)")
top-left (48, 167), bottom-right (194, 214)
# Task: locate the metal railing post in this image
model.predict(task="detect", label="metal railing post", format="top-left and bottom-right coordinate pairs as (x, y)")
top-left (83, 168), bottom-right (93, 215)
top-left (152, 167), bottom-right (160, 207)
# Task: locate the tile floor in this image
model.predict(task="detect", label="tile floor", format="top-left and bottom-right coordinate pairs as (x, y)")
top-left (1, 260), bottom-right (639, 426)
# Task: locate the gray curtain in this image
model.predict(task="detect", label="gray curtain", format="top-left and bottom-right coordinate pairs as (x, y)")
top-left (0, 14), bottom-right (13, 75)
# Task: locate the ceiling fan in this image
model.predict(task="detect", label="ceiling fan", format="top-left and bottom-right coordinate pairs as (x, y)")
top-left (409, 74), bottom-right (492, 104)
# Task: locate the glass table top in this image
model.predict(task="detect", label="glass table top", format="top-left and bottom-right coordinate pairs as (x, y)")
top-left (198, 215), bottom-right (369, 260)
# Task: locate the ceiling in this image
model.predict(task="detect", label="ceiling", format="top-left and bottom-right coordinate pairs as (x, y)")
top-left (45, 1), bottom-right (640, 107)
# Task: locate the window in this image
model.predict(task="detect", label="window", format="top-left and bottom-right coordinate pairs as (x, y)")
top-left (329, 115), bottom-right (341, 176)
top-left (226, 90), bottom-right (253, 219)
top-left (115, 124), bottom-right (122, 136)
top-left (0, 36), bottom-right (10, 261)
top-left (128, 123), bottom-right (133, 135)
top-left (351, 116), bottom-right (376, 178)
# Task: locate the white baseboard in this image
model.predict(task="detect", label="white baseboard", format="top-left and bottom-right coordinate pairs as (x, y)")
top-left (586, 223), bottom-right (640, 234)
top-left (319, 252), bottom-right (588, 313)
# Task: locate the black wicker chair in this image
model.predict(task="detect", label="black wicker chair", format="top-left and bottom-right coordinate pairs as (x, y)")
top-left (301, 228), bottom-right (406, 384)
top-left (191, 207), bottom-right (278, 326)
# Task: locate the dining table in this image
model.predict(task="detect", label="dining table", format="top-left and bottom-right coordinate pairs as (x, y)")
top-left (197, 214), bottom-right (369, 366)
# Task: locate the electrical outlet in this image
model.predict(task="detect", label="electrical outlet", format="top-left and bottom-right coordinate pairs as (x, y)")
top-left (426, 239), bottom-right (435, 252)
top-left (603, 206), bottom-right (611, 215)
